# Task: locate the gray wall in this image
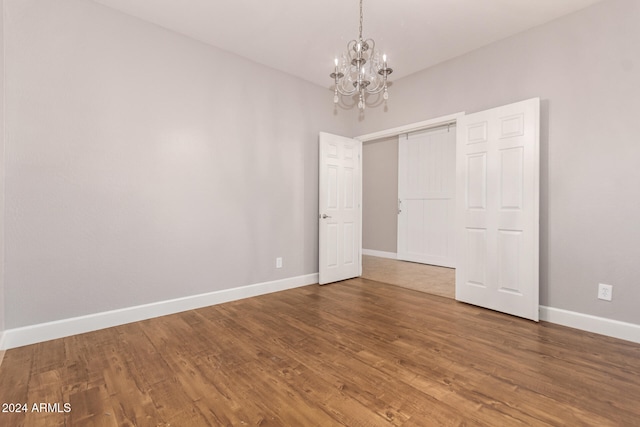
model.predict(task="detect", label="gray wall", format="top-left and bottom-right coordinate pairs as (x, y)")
top-left (3, 0), bottom-right (639, 332)
top-left (362, 136), bottom-right (398, 253)
top-left (352, 0), bottom-right (640, 325)
top-left (3, 0), bottom-right (351, 328)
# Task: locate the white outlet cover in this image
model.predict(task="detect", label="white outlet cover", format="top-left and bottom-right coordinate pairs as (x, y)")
top-left (598, 283), bottom-right (612, 301)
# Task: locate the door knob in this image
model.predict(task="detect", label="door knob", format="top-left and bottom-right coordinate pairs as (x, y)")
top-left (322, 214), bottom-right (332, 219)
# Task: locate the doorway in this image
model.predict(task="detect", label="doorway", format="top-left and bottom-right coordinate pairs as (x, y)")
top-left (360, 113), bottom-right (461, 299)
top-left (356, 98), bottom-right (540, 322)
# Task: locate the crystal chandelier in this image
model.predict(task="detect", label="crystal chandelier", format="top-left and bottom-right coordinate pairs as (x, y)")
top-left (330, 0), bottom-right (393, 110)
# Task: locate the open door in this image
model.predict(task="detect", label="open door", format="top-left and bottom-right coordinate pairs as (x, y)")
top-left (455, 98), bottom-right (540, 321)
top-left (319, 132), bottom-right (362, 285)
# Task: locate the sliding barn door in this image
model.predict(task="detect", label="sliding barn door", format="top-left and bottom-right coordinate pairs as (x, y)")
top-left (319, 132), bottom-right (362, 285)
top-left (455, 98), bottom-right (540, 321)
top-left (397, 126), bottom-right (456, 268)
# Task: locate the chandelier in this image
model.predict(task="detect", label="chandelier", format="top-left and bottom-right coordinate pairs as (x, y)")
top-left (330, 0), bottom-right (393, 110)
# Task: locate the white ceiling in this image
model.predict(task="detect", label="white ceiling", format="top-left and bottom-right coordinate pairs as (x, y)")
top-left (91, 0), bottom-right (604, 89)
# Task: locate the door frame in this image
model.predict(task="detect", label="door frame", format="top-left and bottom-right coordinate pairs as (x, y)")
top-left (357, 112), bottom-right (465, 265)
top-left (356, 113), bottom-right (464, 143)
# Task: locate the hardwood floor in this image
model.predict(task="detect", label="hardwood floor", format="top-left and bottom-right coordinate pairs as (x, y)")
top-left (362, 255), bottom-right (455, 299)
top-left (1, 278), bottom-right (639, 426)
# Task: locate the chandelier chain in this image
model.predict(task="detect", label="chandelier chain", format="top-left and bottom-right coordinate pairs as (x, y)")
top-left (359, 0), bottom-right (363, 39)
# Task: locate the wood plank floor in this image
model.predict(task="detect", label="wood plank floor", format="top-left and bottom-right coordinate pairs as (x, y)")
top-left (1, 278), bottom-right (639, 426)
top-left (362, 255), bottom-right (455, 299)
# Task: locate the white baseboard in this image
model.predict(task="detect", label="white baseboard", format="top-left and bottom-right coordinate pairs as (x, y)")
top-left (4, 278), bottom-right (638, 349)
top-left (540, 306), bottom-right (640, 344)
top-left (1, 273), bottom-right (318, 350)
top-left (362, 249), bottom-right (397, 259)
top-left (0, 331), bottom-right (5, 363)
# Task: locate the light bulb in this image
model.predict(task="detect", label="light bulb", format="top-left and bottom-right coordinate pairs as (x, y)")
top-left (334, 57), bottom-right (338, 67)
top-left (358, 100), bottom-right (363, 109)
top-left (383, 90), bottom-right (389, 100)
top-left (334, 94), bottom-right (339, 104)
top-left (383, 54), bottom-right (387, 63)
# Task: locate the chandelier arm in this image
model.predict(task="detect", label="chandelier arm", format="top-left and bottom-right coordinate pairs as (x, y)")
top-left (365, 38), bottom-right (375, 52)
top-left (346, 39), bottom-right (357, 55)
top-left (335, 85), bottom-right (358, 96)
top-left (364, 85), bottom-right (387, 95)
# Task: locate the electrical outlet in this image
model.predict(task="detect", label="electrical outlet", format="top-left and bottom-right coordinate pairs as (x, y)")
top-left (598, 283), bottom-right (612, 301)
top-left (276, 257), bottom-right (283, 269)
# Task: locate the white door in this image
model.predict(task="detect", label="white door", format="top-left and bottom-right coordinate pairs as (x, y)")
top-left (319, 132), bottom-right (362, 285)
top-left (455, 98), bottom-right (540, 321)
top-left (398, 126), bottom-right (456, 268)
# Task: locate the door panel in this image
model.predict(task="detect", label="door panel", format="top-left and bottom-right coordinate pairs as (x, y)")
top-left (398, 126), bottom-right (456, 268)
top-left (319, 132), bottom-right (362, 285)
top-left (455, 98), bottom-right (539, 321)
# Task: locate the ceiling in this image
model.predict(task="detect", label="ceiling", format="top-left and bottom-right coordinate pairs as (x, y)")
top-left (91, 0), bottom-right (604, 89)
